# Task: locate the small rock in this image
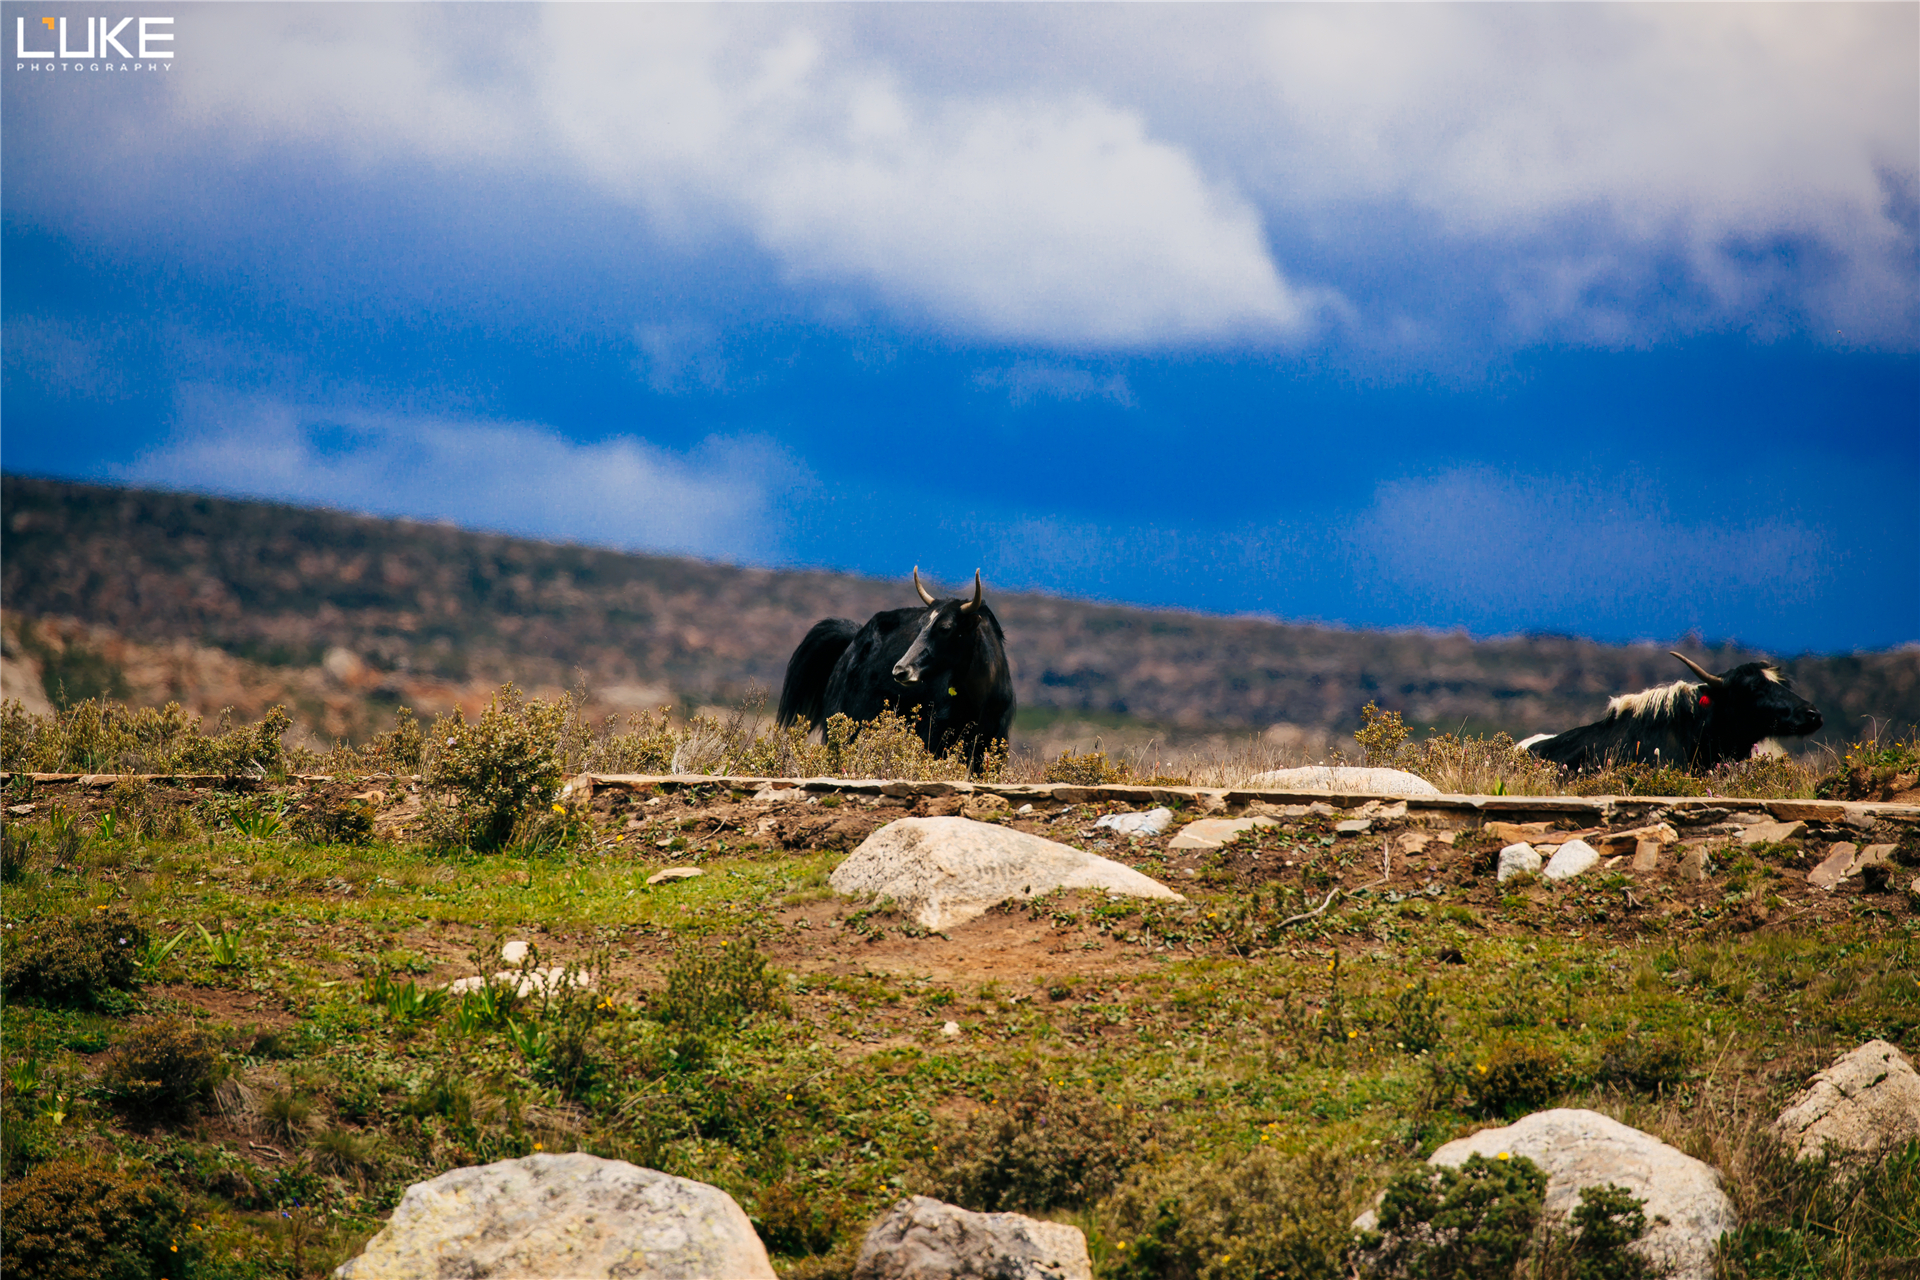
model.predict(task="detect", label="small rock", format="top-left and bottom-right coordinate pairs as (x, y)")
top-left (1807, 843), bottom-right (1858, 891)
top-left (1774, 1039), bottom-right (1920, 1164)
top-left (647, 867), bottom-right (705, 885)
top-left (1858, 843), bottom-right (1897, 870)
top-left (962, 794), bottom-right (1011, 821)
top-left (1678, 847), bottom-right (1712, 882)
top-left (1245, 765), bottom-right (1442, 796)
top-left (1334, 818), bottom-right (1373, 835)
top-left (446, 966), bottom-right (593, 999)
top-left (1741, 820), bottom-right (1806, 845)
top-left (1015, 804), bottom-right (1033, 815)
top-left (1631, 840), bottom-right (1664, 873)
top-left (1543, 838), bottom-right (1602, 882)
top-left (754, 786), bottom-right (805, 803)
top-left (1306, 801), bottom-right (1339, 818)
top-left (1245, 801), bottom-right (1310, 818)
top-left (940, 1021), bottom-right (960, 1038)
top-left (1726, 810), bottom-right (1771, 826)
top-left (6, 802), bottom-right (33, 815)
top-left (1592, 822), bottom-right (1679, 854)
top-left (1488, 821), bottom-right (1554, 844)
top-left (1093, 807), bottom-right (1173, 838)
top-left (1497, 843), bottom-right (1542, 883)
top-left (333, 1153), bottom-right (774, 1280)
top-left (852, 1196), bottom-right (1091, 1280)
top-left (500, 939), bottom-right (531, 965)
top-left (1168, 816), bottom-right (1278, 851)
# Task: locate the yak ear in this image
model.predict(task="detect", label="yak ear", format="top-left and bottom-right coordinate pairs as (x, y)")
top-left (959, 569), bottom-right (983, 613)
top-left (1669, 651), bottom-right (1725, 687)
top-left (912, 566), bottom-right (937, 606)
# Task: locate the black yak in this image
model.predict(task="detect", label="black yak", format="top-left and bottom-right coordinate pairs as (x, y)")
top-left (776, 567), bottom-right (1015, 774)
top-left (1522, 651), bottom-right (1822, 773)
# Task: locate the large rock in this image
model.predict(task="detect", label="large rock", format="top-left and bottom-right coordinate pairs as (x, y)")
top-left (1246, 766), bottom-right (1441, 796)
top-left (333, 1153), bottom-right (775, 1280)
top-left (1773, 1039), bottom-right (1920, 1164)
top-left (853, 1196), bottom-right (1091, 1280)
top-left (832, 817), bottom-right (1183, 931)
top-left (1380, 1109), bottom-right (1735, 1280)
top-left (1497, 842), bottom-right (1542, 883)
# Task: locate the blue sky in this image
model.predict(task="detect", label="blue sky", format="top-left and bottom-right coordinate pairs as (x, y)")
top-left (4, 3), bottom-right (1916, 653)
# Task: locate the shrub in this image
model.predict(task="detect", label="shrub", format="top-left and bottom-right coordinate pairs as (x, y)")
top-left (1466, 1042), bottom-right (1563, 1119)
top-left (753, 1177), bottom-right (853, 1257)
top-left (0, 697), bottom-right (291, 777)
top-left (427, 684), bottom-right (567, 851)
top-left (102, 1018), bottom-right (223, 1124)
top-left (1356, 701), bottom-right (1411, 767)
top-left (1593, 1035), bottom-right (1690, 1095)
top-left (0, 1158), bottom-right (198, 1280)
top-left (1045, 748), bottom-right (1128, 786)
top-left (657, 939), bottom-right (786, 1031)
top-left (2, 908), bottom-right (147, 1008)
top-left (926, 1078), bottom-right (1150, 1213)
top-left (1102, 1146), bottom-right (1359, 1280)
top-left (1557, 1183), bottom-right (1657, 1280)
top-left (1817, 733), bottom-right (1920, 802)
top-left (1362, 1152), bottom-right (1548, 1279)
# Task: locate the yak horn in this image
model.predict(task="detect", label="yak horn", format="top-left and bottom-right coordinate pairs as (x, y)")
top-left (912, 566), bottom-right (937, 606)
top-left (960, 569), bottom-right (983, 613)
top-left (1669, 651), bottom-right (1725, 687)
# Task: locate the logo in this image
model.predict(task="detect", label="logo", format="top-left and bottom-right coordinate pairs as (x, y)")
top-left (16, 14), bottom-right (174, 71)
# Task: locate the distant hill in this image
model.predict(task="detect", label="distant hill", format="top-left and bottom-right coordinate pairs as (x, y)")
top-left (3, 474), bottom-right (1915, 756)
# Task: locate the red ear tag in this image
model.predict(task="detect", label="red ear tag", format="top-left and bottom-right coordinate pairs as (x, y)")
top-left (1698, 695), bottom-right (1711, 707)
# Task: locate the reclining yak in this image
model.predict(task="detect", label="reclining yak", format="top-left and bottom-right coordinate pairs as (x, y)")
top-left (776, 567), bottom-right (1015, 775)
top-left (1522, 652), bottom-right (1822, 773)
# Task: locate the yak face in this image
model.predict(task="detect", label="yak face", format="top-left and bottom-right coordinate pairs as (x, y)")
top-left (1706, 662), bottom-right (1823, 745)
top-left (892, 599), bottom-right (981, 689)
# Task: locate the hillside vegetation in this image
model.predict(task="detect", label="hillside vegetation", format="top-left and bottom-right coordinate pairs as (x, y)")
top-left (4, 475), bottom-right (1916, 760)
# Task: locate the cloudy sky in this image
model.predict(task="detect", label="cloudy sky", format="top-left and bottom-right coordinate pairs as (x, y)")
top-left (4, 3), bottom-right (1915, 653)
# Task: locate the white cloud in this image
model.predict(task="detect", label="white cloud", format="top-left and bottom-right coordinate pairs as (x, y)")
top-left (972, 362), bottom-right (1135, 409)
top-left (119, 388), bottom-right (802, 562)
top-left (73, 4), bottom-right (1920, 351)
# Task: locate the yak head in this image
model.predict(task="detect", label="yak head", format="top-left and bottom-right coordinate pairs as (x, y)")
top-left (893, 567), bottom-right (989, 689)
top-left (1670, 652), bottom-right (1824, 746)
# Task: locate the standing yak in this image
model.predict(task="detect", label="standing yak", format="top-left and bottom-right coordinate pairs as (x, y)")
top-left (1522, 652), bottom-right (1823, 772)
top-left (776, 567), bottom-right (1015, 774)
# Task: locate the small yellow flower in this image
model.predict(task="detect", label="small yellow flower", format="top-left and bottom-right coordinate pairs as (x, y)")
top-left (1497, 1151), bottom-right (1511, 1160)
top-left (534, 1142), bottom-right (544, 1151)
top-left (786, 1094), bottom-right (793, 1102)
top-left (551, 803), bottom-right (566, 815)
top-left (1347, 1030), bottom-right (1357, 1039)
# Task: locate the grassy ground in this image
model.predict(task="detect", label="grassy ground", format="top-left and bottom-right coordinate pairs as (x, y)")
top-left (4, 776), bottom-right (1918, 1279)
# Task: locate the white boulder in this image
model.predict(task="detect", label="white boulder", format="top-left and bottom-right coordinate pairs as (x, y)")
top-left (1497, 843), bottom-right (1542, 883)
top-left (831, 817), bottom-right (1182, 931)
top-left (1418, 1109), bottom-right (1735, 1280)
top-left (1246, 766), bottom-right (1441, 796)
top-left (1543, 838), bottom-right (1602, 882)
top-left (1774, 1039), bottom-right (1920, 1164)
top-left (1093, 807), bottom-right (1173, 838)
top-left (333, 1153), bottom-right (775, 1280)
top-left (852, 1196), bottom-right (1091, 1280)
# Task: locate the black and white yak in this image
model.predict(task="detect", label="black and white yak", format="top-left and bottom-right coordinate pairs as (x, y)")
top-left (776, 567), bottom-right (1015, 774)
top-left (1521, 652), bottom-right (1823, 773)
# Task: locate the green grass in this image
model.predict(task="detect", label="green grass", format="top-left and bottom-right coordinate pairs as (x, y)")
top-left (2, 814), bottom-right (1917, 1278)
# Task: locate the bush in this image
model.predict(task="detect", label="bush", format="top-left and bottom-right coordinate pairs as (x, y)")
top-left (1593, 1035), bottom-right (1690, 1095)
top-left (0, 697), bottom-right (292, 777)
top-left (657, 939), bottom-right (786, 1031)
top-left (1363, 1152), bottom-right (1548, 1279)
top-left (1102, 1146), bottom-right (1359, 1280)
top-left (2, 908), bottom-right (147, 1008)
top-left (0, 1159), bottom-right (199, 1280)
top-left (102, 1018), bottom-right (223, 1124)
top-left (1466, 1042), bottom-right (1563, 1119)
top-left (926, 1078), bottom-right (1150, 1213)
top-left (1045, 748), bottom-right (1129, 786)
top-left (753, 1177), bottom-right (853, 1257)
top-left (426, 684), bottom-right (566, 851)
